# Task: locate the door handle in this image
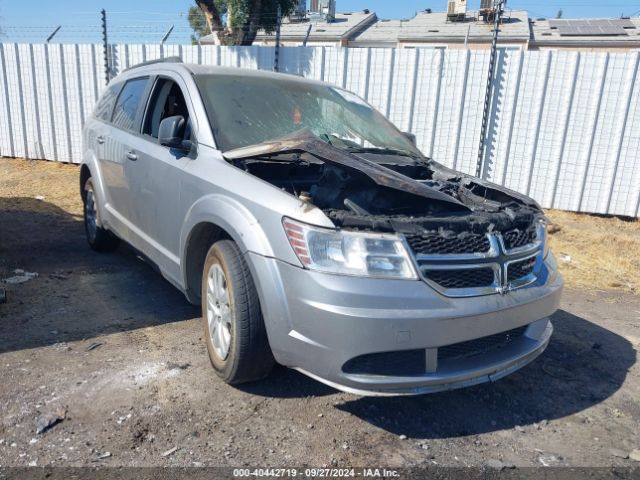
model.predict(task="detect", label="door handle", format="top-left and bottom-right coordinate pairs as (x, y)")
top-left (126, 151), bottom-right (138, 161)
top-left (96, 135), bottom-right (105, 144)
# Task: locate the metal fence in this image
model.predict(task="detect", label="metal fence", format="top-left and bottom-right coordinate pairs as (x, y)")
top-left (0, 43), bottom-right (639, 217)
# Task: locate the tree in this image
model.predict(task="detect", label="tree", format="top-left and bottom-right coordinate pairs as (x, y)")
top-left (188, 6), bottom-right (210, 44)
top-left (194, 0), bottom-right (299, 46)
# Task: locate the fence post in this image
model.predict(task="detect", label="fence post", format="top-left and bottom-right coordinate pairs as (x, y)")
top-left (475, 0), bottom-right (506, 178)
top-left (101, 9), bottom-right (109, 85)
top-left (46, 26), bottom-right (61, 44)
top-left (274, 3), bottom-right (282, 72)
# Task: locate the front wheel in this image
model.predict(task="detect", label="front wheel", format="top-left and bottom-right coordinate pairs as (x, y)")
top-left (83, 177), bottom-right (119, 252)
top-left (201, 239), bottom-right (274, 384)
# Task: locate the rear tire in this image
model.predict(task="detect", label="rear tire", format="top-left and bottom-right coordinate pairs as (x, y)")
top-left (201, 239), bottom-right (274, 384)
top-left (83, 177), bottom-right (119, 252)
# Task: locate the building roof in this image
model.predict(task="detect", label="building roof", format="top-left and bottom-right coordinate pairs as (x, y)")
top-left (352, 9), bottom-right (530, 45)
top-left (529, 17), bottom-right (640, 48)
top-left (200, 11), bottom-right (377, 44)
top-left (257, 11), bottom-right (376, 41)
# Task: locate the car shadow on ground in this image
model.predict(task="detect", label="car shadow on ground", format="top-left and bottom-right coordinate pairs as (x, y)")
top-left (0, 197), bottom-right (199, 354)
top-left (242, 309), bottom-right (636, 437)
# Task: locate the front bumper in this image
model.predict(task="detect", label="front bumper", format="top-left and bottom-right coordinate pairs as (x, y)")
top-left (247, 252), bottom-right (563, 395)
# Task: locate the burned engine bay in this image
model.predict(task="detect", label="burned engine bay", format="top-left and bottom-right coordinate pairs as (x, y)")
top-left (223, 130), bottom-right (544, 239)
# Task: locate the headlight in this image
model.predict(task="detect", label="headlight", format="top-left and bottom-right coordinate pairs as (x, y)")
top-left (283, 217), bottom-right (418, 279)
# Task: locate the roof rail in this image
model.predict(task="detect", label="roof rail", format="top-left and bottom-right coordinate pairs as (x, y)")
top-left (124, 56), bottom-right (183, 72)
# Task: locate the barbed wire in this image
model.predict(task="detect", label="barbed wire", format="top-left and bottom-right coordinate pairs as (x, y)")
top-left (2, 5), bottom-right (636, 44)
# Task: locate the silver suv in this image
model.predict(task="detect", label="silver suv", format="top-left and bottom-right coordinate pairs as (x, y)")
top-left (81, 59), bottom-right (563, 395)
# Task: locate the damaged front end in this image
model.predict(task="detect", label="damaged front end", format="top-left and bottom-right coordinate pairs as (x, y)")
top-left (224, 130), bottom-right (549, 297)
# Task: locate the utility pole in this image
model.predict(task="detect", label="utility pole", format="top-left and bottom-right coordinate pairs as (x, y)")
top-left (475, 0), bottom-right (506, 178)
top-left (274, 3), bottom-right (282, 72)
top-left (101, 9), bottom-right (109, 85)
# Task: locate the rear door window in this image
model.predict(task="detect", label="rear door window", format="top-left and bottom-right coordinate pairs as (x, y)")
top-left (111, 77), bottom-right (148, 131)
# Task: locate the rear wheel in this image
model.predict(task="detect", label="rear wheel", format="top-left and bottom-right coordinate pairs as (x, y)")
top-left (83, 178), bottom-right (119, 252)
top-left (201, 239), bottom-right (274, 384)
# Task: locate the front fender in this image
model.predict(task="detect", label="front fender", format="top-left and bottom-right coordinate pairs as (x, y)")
top-left (179, 194), bottom-right (275, 282)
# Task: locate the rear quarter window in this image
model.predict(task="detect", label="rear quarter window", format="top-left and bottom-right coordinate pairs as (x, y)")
top-left (94, 82), bottom-right (122, 122)
top-left (111, 77), bottom-right (149, 131)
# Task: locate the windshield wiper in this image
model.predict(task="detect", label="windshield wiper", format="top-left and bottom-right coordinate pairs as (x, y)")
top-left (344, 146), bottom-right (421, 159)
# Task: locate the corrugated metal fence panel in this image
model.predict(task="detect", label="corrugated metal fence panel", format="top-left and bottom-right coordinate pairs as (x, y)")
top-left (552, 53), bottom-right (607, 213)
top-left (0, 43), bottom-right (638, 217)
top-left (580, 53), bottom-right (634, 214)
top-left (603, 52), bottom-right (640, 218)
top-left (431, 49), bottom-right (469, 170)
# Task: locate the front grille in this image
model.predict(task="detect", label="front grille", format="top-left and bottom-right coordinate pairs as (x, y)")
top-left (405, 232), bottom-right (490, 256)
top-left (508, 257), bottom-right (537, 281)
top-left (409, 224), bottom-right (542, 297)
top-left (424, 268), bottom-right (495, 289)
top-left (503, 228), bottom-right (537, 250)
top-left (342, 349), bottom-right (425, 376)
top-left (438, 325), bottom-right (528, 361)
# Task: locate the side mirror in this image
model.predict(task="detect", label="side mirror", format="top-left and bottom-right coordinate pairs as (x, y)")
top-left (159, 115), bottom-right (190, 150)
top-left (402, 131), bottom-right (417, 146)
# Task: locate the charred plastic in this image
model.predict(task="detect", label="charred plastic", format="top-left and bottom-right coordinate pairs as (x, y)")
top-left (226, 142), bottom-right (544, 255)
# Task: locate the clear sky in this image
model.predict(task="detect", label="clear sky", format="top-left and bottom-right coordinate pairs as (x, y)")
top-left (0, 0), bottom-right (637, 43)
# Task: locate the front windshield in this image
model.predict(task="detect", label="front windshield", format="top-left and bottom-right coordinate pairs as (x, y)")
top-left (195, 74), bottom-right (421, 156)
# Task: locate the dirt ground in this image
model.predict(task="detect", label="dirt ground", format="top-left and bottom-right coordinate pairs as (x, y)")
top-left (1, 158), bottom-right (639, 469)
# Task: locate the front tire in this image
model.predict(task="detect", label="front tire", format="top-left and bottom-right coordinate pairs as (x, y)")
top-left (83, 177), bottom-right (119, 252)
top-left (201, 239), bottom-right (274, 384)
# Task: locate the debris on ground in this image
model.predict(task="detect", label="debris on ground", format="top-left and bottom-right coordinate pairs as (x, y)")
top-left (86, 342), bottom-right (103, 351)
top-left (3, 270), bottom-right (38, 285)
top-left (162, 446), bottom-right (179, 457)
top-left (166, 362), bottom-right (191, 371)
top-left (35, 195), bottom-right (45, 201)
top-left (609, 448), bottom-right (629, 459)
top-left (559, 254), bottom-right (572, 264)
top-left (538, 453), bottom-right (563, 466)
top-left (35, 408), bottom-right (66, 434)
top-left (610, 408), bottom-right (624, 418)
top-left (533, 419), bottom-right (548, 430)
top-left (91, 451), bottom-right (112, 461)
top-left (629, 449), bottom-right (640, 462)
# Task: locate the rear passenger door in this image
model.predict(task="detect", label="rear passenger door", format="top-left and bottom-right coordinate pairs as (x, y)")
top-left (124, 75), bottom-right (195, 280)
top-left (102, 76), bottom-right (151, 243)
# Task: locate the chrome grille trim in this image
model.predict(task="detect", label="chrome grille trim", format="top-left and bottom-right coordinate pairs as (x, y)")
top-left (407, 222), bottom-right (546, 297)
top-left (418, 262), bottom-right (502, 297)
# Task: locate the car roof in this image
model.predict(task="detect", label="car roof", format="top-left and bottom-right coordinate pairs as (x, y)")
top-left (116, 60), bottom-right (329, 88)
